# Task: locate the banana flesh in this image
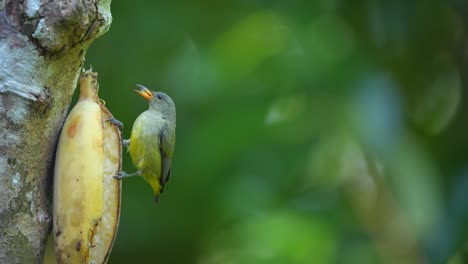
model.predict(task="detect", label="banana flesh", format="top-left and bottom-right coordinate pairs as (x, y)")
top-left (53, 70), bottom-right (121, 264)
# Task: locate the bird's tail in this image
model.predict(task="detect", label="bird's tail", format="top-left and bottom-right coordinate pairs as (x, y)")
top-left (147, 176), bottom-right (162, 204)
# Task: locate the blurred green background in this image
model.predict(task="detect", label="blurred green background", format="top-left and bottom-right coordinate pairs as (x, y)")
top-left (45, 0), bottom-right (468, 263)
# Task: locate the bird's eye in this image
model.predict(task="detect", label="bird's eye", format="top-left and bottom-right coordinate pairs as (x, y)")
top-left (157, 94), bottom-right (163, 99)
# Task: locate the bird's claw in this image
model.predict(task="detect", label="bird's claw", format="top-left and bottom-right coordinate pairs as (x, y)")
top-left (106, 118), bottom-right (124, 131)
top-left (123, 139), bottom-right (130, 149)
top-left (113, 171), bottom-right (126, 180)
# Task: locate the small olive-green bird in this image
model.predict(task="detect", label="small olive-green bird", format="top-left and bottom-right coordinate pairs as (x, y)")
top-left (114, 84), bottom-right (176, 203)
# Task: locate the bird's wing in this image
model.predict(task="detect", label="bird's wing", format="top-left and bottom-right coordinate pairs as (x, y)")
top-left (159, 122), bottom-right (175, 192)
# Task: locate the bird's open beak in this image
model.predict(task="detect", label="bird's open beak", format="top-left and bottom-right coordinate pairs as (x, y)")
top-left (134, 84), bottom-right (153, 100)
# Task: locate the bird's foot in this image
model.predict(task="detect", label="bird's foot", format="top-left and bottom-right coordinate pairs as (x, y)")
top-left (113, 171), bottom-right (126, 180)
top-left (106, 117), bottom-right (124, 131)
top-left (113, 171), bottom-right (140, 180)
top-left (123, 139), bottom-right (130, 149)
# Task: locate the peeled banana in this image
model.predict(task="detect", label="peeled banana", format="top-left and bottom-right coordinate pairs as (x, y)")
top-left (53, 70), bottom-right (121, 264)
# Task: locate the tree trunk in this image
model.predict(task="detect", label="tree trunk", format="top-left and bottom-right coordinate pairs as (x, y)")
top-left (0, 0), bottom-right (111, 263)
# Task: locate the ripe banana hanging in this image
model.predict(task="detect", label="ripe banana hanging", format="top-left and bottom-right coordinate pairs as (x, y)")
top-left (53, 70), bottom-right (122, 264)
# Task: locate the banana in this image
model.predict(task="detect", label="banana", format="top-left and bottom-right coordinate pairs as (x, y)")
top-left (53, 70), bottom-right (122, 264)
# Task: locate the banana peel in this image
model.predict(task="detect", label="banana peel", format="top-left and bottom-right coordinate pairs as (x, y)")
top-left (53, 70), bottom-right (121, 264)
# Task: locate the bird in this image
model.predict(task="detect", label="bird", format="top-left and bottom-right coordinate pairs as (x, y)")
top-left (113, 84), bottom-right (176, 203)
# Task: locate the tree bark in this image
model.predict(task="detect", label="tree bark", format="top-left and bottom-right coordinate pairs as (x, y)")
top-left (0, 0), bottom-right (111, 263)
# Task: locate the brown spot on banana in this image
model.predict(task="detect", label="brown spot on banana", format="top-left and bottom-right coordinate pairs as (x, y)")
top-left (76, 240), bottom-right (82, 252)
top-left (67, 116), bottom-right (80, 138)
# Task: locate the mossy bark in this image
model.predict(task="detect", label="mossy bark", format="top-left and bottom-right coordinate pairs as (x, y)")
top-left (0, 0), bottom-right (112, 263)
